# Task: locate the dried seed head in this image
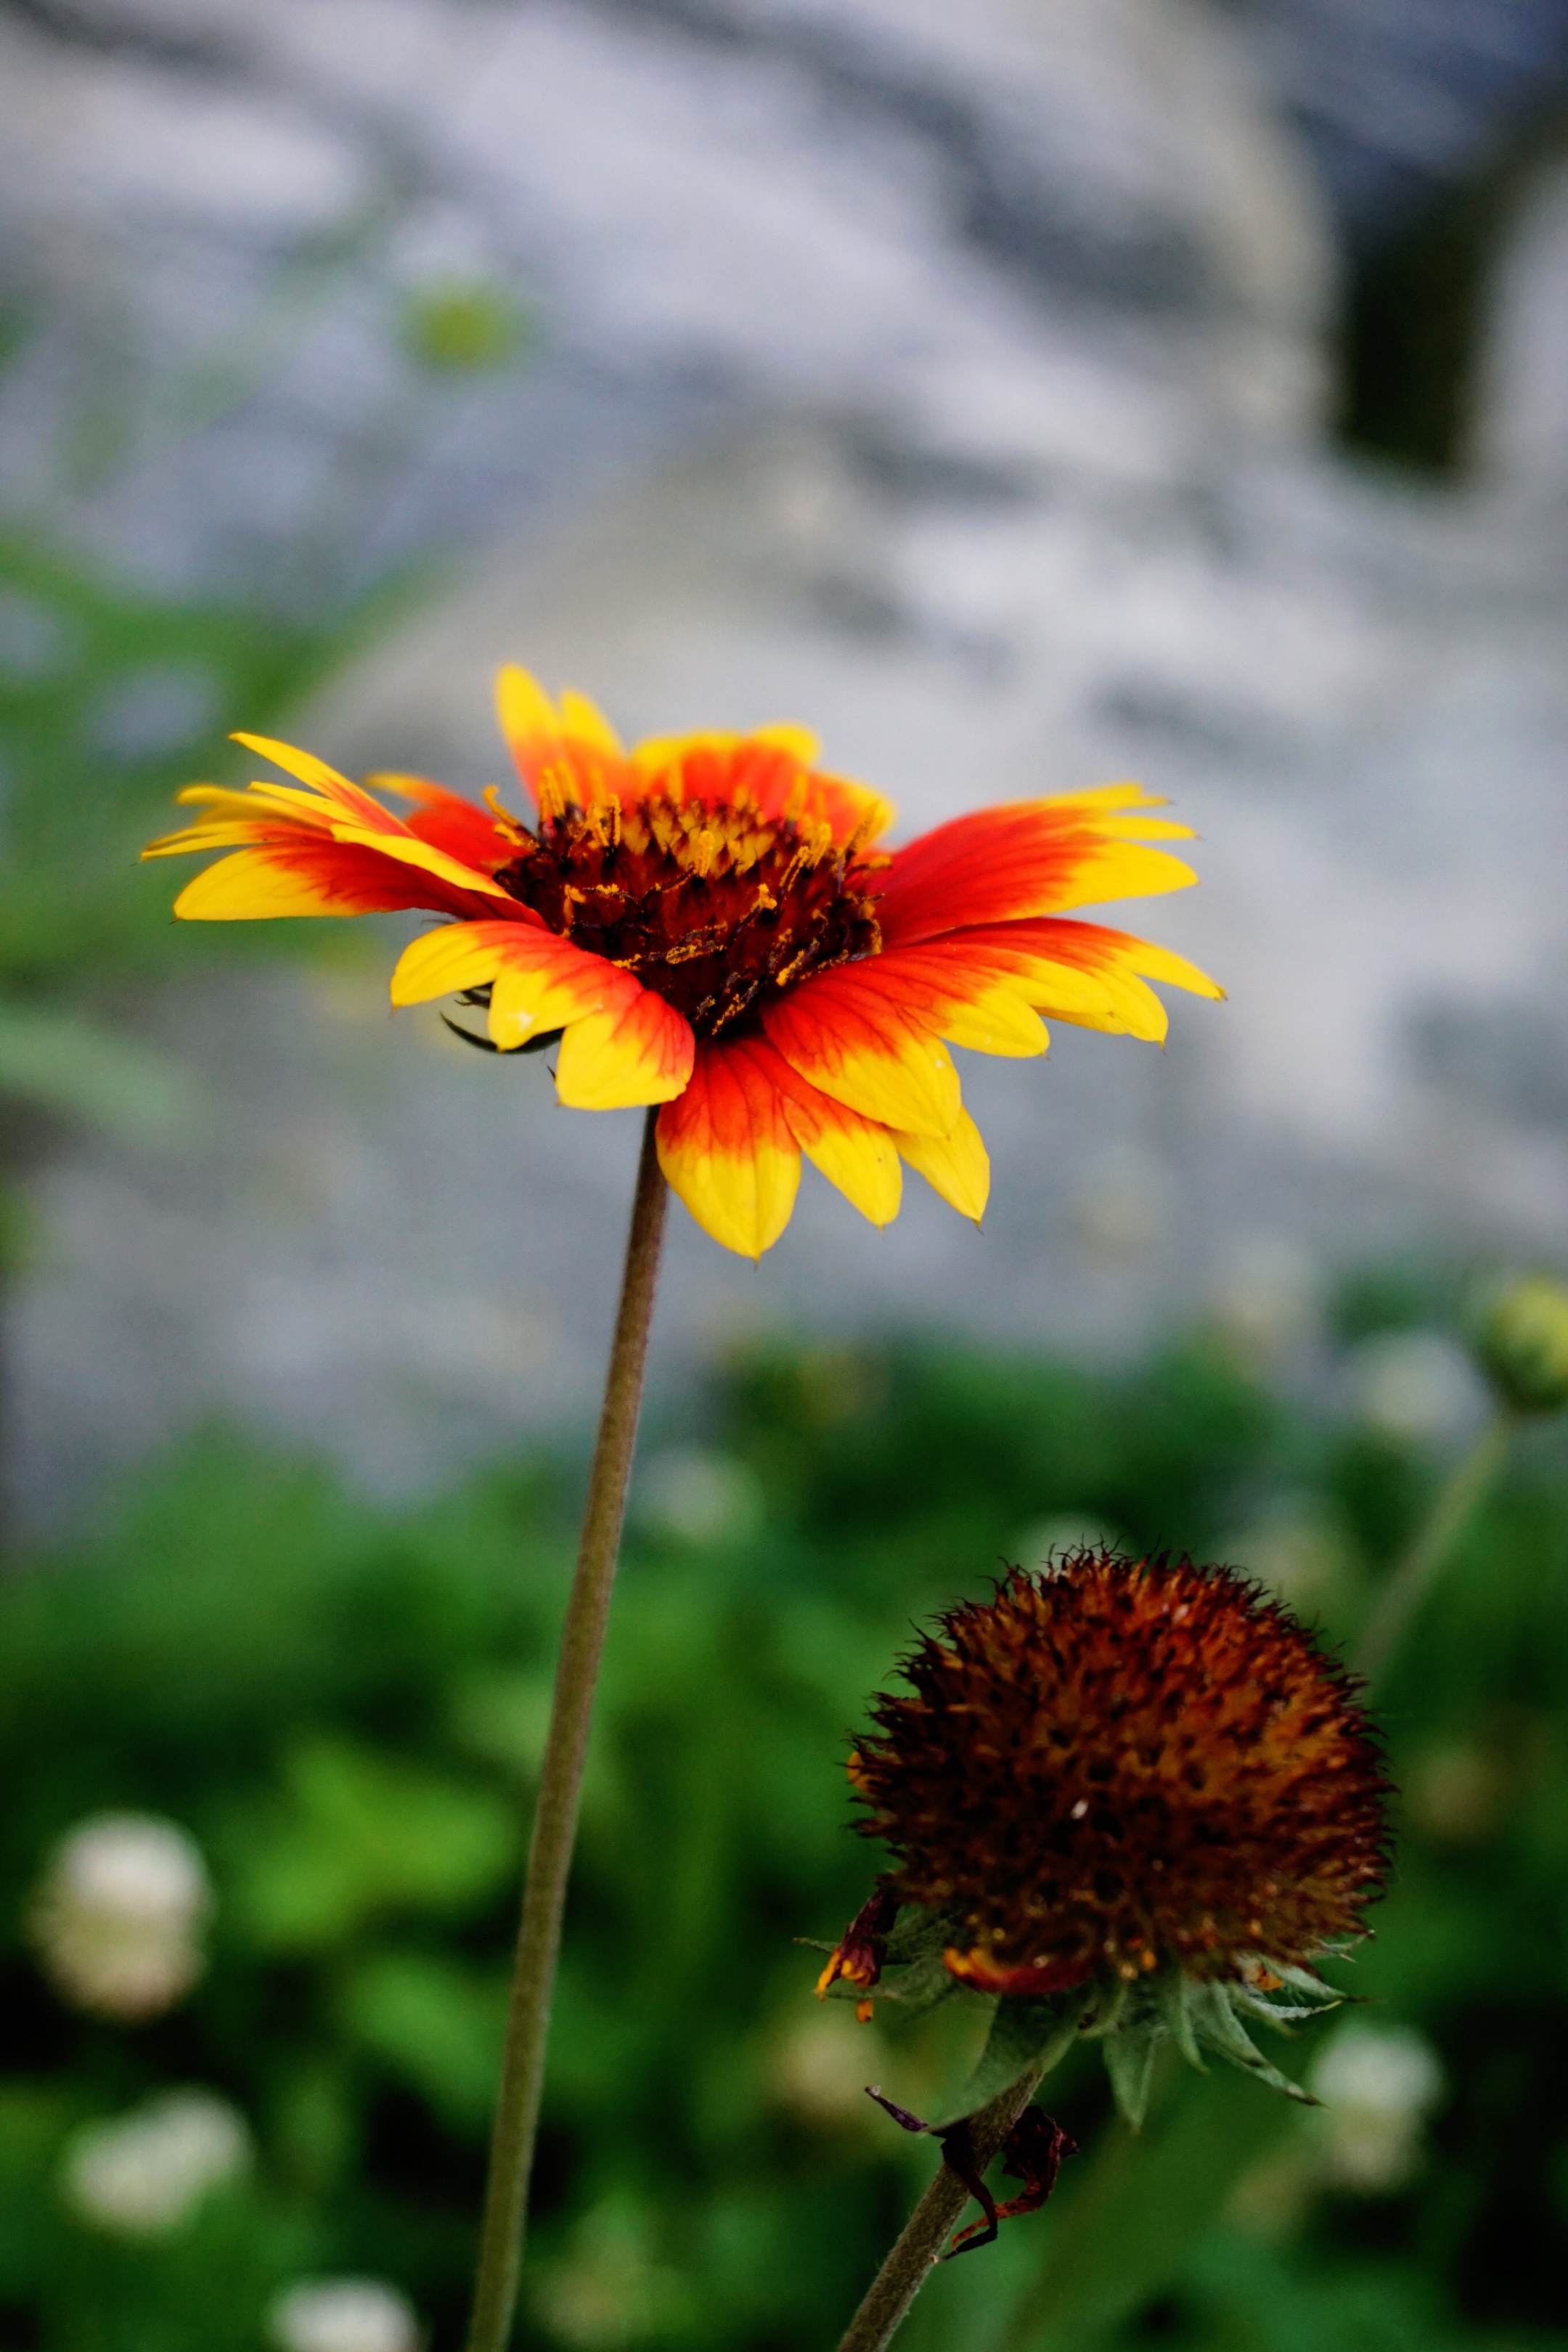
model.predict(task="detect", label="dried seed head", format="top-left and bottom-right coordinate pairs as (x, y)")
top-left (853, 1553), bottom-right (1389, 1996)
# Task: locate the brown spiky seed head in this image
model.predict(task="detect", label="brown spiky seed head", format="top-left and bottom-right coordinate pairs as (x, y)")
top-left (852, 1553), bottom-right (1389, 1994)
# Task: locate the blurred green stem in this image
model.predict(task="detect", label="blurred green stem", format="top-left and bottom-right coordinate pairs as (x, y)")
top-left (1355, 1413), bottom-right (1515, 1689)
top-left (465, 1111), bottom-right (667, 2352)
top-left (834, 2065), bottom-right (1045, 2352)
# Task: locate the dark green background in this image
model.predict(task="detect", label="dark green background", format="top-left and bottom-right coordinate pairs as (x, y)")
top-left (2, 1302), bottom-right (1566, 2351)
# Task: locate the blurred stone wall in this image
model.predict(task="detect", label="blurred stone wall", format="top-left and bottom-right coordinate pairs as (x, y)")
top-left (3, 0), bottom-right (1566, 1527)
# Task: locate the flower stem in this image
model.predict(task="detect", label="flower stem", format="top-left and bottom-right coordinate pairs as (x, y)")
top-left (465, 1110), bottom-right (668, 2352)
top-left (834, 2066), bottom-right (1045, 2352)
top-left (1354, 1412), bottom-right (1514, 1690)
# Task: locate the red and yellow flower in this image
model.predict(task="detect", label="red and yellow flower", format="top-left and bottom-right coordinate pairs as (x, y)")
top-left (142, 667), bottom-right (1220, 1255)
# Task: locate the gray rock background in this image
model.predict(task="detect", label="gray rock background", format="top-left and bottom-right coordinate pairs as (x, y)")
top-left (2, 0), bottom-right (1566, 1529)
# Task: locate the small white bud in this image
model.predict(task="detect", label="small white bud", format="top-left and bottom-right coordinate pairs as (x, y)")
top-left (61, 2088), bottom-right (250, 2237)
top-left (268, 2279), bottom-right (422, 2352)
top-left (29, 1812), bottom-right (213, 2021)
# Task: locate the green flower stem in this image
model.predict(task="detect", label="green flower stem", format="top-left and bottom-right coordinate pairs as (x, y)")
top-left (833, 2065), bottom-right (1046, 2352)
top-left (465, 1109), bottom-right (668, 2352)
top-left (1355, 1412), bottom-right (1516, 1690)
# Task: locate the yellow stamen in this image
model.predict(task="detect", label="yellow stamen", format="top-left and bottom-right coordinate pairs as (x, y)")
top-left (482, 785), bottom-right (528, 841)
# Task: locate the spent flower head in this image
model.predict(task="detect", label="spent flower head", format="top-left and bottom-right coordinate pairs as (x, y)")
top-left (142, 669), bottom-right (1220, 1257)
top-left (819, 1551), bottom-right (1392, 2132)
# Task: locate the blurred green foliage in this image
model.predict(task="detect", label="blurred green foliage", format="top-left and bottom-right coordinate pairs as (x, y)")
top-left (2, 1323), bottom-right (1567, 2351)
top-left (0, 533), bottom-right (356, 991)
top-left (0, 529), bottom-right (380, 1228)
top-left (0, 224), bottom-right (533, 1195)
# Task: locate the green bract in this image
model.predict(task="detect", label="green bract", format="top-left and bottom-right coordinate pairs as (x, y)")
top-left (818, 1910), bottom-right (1349, 2131)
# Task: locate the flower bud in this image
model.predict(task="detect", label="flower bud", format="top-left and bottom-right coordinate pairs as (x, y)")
top-left (61, 2088), bottom-right (250, 2237)
top-left (28, 1812), bottom-right (213, 2021)
top-left (1474, 1273), bottom-right (1568, 1416)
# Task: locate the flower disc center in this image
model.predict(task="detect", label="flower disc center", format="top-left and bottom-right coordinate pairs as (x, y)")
top-left (497, 793), bottom-right (883, 1037)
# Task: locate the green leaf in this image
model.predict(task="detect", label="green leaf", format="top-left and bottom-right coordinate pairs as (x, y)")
top-left (883, 1903), bottom-right (964, 1967)
top-left (1103, 2015), bottom-right (1161, 2131)
top-left (1229, 1957), bottom-right (1351, 2029)
top-left (1075, 1972), bottom-right (1130, 2040)
top-left (1271, 1958), bottom-right (1346, 2001)
top-left (339, 1950), bottom-right (507, 2132)
top-left (1186, 1980), bottom-right (1317, 2104)
top-left (229, 1735), bottom-right (519, 1952)
top-left (934, 1993), bottom-right (1079, 2125)
top-left (1156, 1967), bottom-right (1207, 2073)
top-left (1010, 2067), bottom-right (1302, 2337)
top-left (1231, 1979), bottom-right (1347, 2032)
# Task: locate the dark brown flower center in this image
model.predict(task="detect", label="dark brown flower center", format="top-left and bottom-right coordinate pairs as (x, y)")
top-left (854, 1556), bottom-right (1389, 1990)
top-left (495, 792), bottom-right (884, 1038)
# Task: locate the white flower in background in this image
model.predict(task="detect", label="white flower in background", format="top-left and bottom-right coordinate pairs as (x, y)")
top-left (269, 2279), bottom-right (422, 2352)
top-left (1349, 1331), bottom-right (1487, 1447)
top-left (635, 1447), bottom-right (764, 1545)
top-left (1222, 1497), bottom-right (1351, 1617)
top-left (1404, 1738), bottom-right (1511, 1845)
top-left (29, 1812), bottom-right (213, 2021)
top-left (61, 2088), bottom-right (250, 2236)
top-left (1307, 2021), bottom-right (1447, 2192)
top-left (768, 2010), bottom-right (889, 2134)
top-left (532, 2198), bottom-right (693, 2349)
